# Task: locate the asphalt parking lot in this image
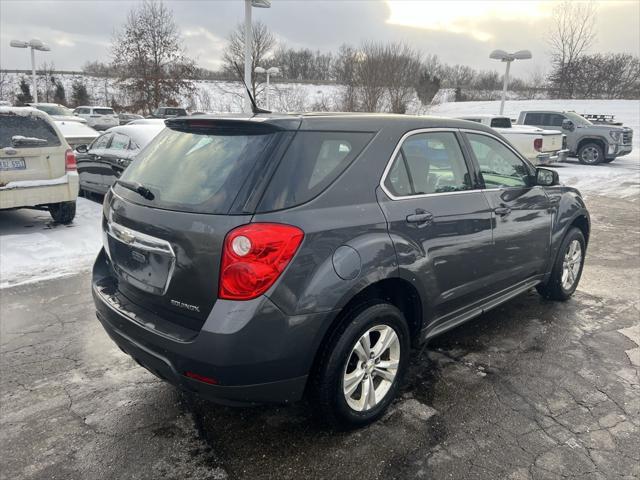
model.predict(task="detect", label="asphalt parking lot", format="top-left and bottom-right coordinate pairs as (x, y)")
top-left (1, 191), bottom-right (638, 480)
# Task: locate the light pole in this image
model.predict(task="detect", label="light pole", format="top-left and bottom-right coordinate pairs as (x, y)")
top-left (244, 0), bottom-right (271, 113)
top-left (10, 38), bottom-right (51, 104)
top-left (255, 66), bottom-right (279, 110)
top-left (489, 49), bottom-right (532, 115)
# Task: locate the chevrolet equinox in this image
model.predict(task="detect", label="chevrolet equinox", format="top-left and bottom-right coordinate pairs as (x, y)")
top-left (93, 113), bottom-right (590, 426)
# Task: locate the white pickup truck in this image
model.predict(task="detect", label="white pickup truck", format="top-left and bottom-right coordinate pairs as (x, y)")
top-left (456, 114), bottom-right (568, 165)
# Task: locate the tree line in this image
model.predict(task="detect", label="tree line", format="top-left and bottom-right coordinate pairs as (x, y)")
top-left (9, 0), bottom-right (639, 112)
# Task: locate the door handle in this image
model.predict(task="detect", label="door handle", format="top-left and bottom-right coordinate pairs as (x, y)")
top-left (494, 206), bottom-right (512, 217)
top-left (406, 210), bottom-right (434, 226)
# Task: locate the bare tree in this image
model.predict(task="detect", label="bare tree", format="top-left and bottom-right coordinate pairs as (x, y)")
top-left (356, 42), bottom-right (387, 112)
top-left (111, 0), bottom-right (196, 114)
top-left (547, 0), bottom-right (597, 97)
top-left (382, 42), bottom-right (422, 114)
top-left (222, 21), bottom-right (276, 99)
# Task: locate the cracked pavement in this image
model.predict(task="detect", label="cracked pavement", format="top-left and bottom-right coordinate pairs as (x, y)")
top-left (1, 193), bottom-right (638, 480)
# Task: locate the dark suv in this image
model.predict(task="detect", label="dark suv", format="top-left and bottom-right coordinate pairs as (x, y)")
top-left (93, 114), bottom-right (590, 426)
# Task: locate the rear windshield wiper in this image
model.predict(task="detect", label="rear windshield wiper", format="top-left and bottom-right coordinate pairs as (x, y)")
top-left (115, 179), bottom-right (155, 200)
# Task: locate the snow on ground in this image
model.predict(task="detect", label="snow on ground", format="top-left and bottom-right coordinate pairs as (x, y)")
top-left (0, 197), bottom-right (102, 288)
top-left (430, 99), bottom-right (640, 200)
top-left (0, 99), bottom-right (638, 288)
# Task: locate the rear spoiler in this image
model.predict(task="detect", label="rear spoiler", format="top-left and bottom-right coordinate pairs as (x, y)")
top-left (165, 117), bottom-right (285, 135)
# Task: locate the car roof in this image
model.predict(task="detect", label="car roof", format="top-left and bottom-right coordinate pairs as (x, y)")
top-left (104, 124), bottom-right (165, 147)
top-left (165, 112), bottom-right (495, 133)
top-left (455, 114), bottom-right (509, 119)
top-left (76, 106), bottom-right (113, 109)
top-left (0, 106), bottom-right (51, 120)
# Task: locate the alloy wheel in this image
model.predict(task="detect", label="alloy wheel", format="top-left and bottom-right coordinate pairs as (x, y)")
top-left (342, 324), bottom-right (400, 412)
top-left (580, 146), bottom-right (600, 164)
top-left (561, 239), bottom-right (582, 290)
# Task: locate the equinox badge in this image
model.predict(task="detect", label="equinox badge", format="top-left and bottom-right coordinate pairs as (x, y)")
top-left (170, 299), bottom-right (201, 312)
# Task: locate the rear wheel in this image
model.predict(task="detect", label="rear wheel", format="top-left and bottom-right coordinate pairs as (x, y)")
top-left (536, 227), bottom-right (585, 301)
top-left (311, 301), bottom-right (410, 427)
top-left (577, 143), bottom-right (603, 165)
top-left (49, 201), bottom-right (76, 224)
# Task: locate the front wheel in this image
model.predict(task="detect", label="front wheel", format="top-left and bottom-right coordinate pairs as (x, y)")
top-left (49, 201), bottom-right (76, 224)
top-left (311, 302), bottom-right (410, 427)
top-left (537, 227), bottom-right (586, 301)
top-left (577, 143), bottom-right (604, 165)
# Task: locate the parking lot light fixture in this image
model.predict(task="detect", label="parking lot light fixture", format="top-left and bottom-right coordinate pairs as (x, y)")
top-left (10, 38), bottom-right (52, 103)
top-left (489, 49), bottom-right (532, 115)
top-left (255, 66), bottom-right (279, 110)
top-left (243, 0), bottom-right (271, 113)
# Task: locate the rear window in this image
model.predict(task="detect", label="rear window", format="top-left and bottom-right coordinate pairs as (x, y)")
top-left (117, 127), bottom-right (277, 214)
top-left (258, 131), bottom-right (373, 211)
top-left (165, 108), bottom-right (186, 116)
top-left (490, 117), bottom-right (512, 128)
top-left (0, 113), bottom-right (61, 148)
top-left (94, 108), bottom-right (114, 115)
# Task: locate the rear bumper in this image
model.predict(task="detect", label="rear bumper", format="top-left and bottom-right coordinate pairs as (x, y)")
top-left (92, 249), bottom-right (334, 405)
top-left (0, 172), bottom-right (79, 209)
top-left (534, 149), bottom-right (569, 165)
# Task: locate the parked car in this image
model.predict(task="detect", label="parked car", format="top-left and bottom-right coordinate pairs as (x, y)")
top-left (0, 107), bottom-right (78, 223)
top-left (72, 106), bottom-right (119, 130)
top-left (149, 106), bottom-right (188, 118)
top-left (76, 124), bottom-right (164, 195)
top-left (54, 120), bottom-right (100, 150)
top-left (27, 103), bottom-right (88, 124)
top-left (118, 113), bottom-right (144, 125)
top-left (92, 114), bottom-right (590, 426)
top-left (517, 111), bottom-right (633, 164)
top-left (456, 114), bottom-right (567, 165)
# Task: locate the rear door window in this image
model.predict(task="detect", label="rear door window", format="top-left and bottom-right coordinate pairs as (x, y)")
top-left (0, 113), bottom-right (61, 148)
top-left (117, 126), bottom-right (278, 214)
top-left (524, 113), bottom-right (543, 125)
top-left (258, 131), bottom-right (373, 211)
top-left (384, 131), bottom-right (472, 197)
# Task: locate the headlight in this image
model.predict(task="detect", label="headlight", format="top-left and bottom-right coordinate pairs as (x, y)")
top-left (609, 130), bottom-right (622, 142)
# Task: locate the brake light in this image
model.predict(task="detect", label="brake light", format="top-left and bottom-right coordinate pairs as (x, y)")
top-left (65, 149), bottom-right (77, 171)
top-left (184, 371), bottom-right (218, 385)
top-left (219, 223), bottom-right (304, 300)
top-left (534, 138), bottom-right (543, 152)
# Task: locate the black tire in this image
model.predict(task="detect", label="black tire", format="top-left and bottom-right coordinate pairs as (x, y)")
top-left (311, 301), bottom-right (410, 428)
top-left (536, 227), bottom-right (586, 301)
top-left (49, 201), bottom-right (76, 224)
top-left (577, 142), bottom-right (604, 165)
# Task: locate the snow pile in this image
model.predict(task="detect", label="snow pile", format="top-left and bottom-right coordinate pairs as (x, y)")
top-left (0, 198), bottom-right (103, 288)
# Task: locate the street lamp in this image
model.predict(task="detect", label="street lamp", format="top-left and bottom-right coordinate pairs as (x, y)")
top-left (10, 38), bottom-right (51, 104)
top-left (244, 0), bottom-right (271, 113)
top-left (255, 66), bottom-right (279, 110)
top-left (489, 49), bottom-right (532, 115)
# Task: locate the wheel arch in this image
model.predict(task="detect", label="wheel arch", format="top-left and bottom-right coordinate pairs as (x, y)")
top-left (307, 277), bottom-right (424, 389)
top-left (577, 137), bottom-right (606, 155)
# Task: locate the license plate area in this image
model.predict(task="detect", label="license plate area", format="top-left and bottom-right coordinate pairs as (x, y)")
top-left (106, 221), bottom-right (175, 295)
top-left (0, 158), bottom-right (26, 171)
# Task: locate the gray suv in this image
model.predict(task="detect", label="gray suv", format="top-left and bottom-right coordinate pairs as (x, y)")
top-left (93, 114), bottom-right (590, 426)
top-left (518, 110), bottom-right (633, 165)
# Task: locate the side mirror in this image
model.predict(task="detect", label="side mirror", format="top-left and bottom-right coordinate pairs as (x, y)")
top-left (561, 119), bottom-right (575, 131)
top-left (75, 144), bottom-right (88, 153)
top-left (536, 167), bottom-right (559, 187)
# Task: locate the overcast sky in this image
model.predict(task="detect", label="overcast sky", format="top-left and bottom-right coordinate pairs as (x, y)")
top-left (1, 0), bottom-right (638, 79)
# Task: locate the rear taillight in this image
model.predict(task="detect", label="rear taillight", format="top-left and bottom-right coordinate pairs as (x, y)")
top-left (219, 223), bottom-right (304, 300)
top-left (65, 149), bottom-right (77, 171)
top-left (534, 138), bottom-right (543, 152)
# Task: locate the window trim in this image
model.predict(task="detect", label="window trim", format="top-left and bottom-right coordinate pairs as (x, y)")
top-left (460, 128), bottom-right (536, 190)
top-left (379, 128), bottom-right (479, 200)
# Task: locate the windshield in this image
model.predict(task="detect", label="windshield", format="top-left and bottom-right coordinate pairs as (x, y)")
top-left (565, 111), bottom-right (592, 126)
top-left (35, 105), bottom-right (74, 116)
top-left (117, 127), bottom-right (277, 213)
